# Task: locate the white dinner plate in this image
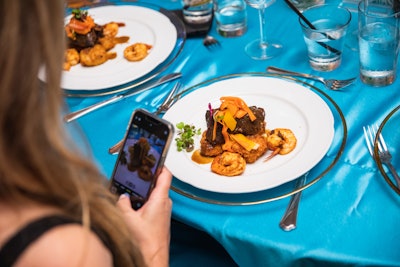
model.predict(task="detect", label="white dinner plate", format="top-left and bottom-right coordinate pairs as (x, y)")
top-left (163, 76), bottom-right (335, 193)
top-left (40, 5), bottom-right (177, 90)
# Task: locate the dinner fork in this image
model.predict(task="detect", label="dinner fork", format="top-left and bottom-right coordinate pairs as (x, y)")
top-left (363, 124), bottom-right (400, 188)
top-left (266, 66), bottom-right (356, 90)
top-left (108, 82), bottom-right (183, 155)
top-left (203, 35), bottom-right (221, 49)
top-left (153, 81), bottom-right (183, 115)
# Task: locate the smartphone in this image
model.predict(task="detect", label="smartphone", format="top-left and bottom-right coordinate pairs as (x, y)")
top-left (109, 109), bottom-right (174, 210)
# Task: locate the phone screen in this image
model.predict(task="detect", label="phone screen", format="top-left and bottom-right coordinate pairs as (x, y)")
top-left (109, 109), bottom-right (173, 209)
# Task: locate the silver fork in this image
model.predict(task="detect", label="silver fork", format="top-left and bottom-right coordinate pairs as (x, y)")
top-left (363, 124), bottom-right (400, 188)
top-left (108, 82), bottom-right (183, 155)
top-left (266, 66), bottom-right (356, 90)
top-left (153, 81), bottom-right (183, 115)
top-left (203, 35), bottom-right (220, 49)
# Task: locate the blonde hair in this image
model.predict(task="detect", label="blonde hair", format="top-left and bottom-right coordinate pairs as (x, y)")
top-left (0, 0), bottom-right (138, 265)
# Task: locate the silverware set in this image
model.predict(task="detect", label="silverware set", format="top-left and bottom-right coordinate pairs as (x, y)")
top-left (265, 65), bottom-right (354, 231)
top-left (363, 124), bottom-right (400, 188)
top-left (108, 82), bottom-right (183, 155)
top-left (153, 82), bottom-right (183, 115)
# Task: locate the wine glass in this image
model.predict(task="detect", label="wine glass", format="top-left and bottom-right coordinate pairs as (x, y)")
top-left (244, 0), bottom-right (282, 60)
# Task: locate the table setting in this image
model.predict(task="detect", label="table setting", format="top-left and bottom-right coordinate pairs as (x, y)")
top-left (63, 0), bottom-right (400, 266)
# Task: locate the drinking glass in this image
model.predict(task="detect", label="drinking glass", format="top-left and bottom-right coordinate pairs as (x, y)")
top-left (341, 0), bottom-right (360, 51)
top-left (358, 0), bottom-right (400, 86)
top-left (244, 0), bottom-right (282, 60)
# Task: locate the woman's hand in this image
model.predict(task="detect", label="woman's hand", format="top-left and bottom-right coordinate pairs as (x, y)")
top-left (116, 167), bottom-right (172, 267)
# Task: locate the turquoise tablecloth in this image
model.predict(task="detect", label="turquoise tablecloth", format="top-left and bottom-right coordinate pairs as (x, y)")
top-left (66, 0), bottom-right (400, 266)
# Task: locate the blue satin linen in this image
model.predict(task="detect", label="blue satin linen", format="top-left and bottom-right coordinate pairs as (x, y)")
top-left (66, 0), bottom-right (400, 266)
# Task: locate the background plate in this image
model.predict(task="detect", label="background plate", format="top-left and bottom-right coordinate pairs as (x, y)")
top-left (43, 2), bottom-right (186, 97)
top-left (376, 105), bottom-right (400, 195)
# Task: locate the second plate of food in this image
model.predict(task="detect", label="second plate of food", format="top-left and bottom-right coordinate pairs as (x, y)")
top-left (163, 76), bottom-right (335, 193)
top-left (40, 4), bottom-right (178, 92)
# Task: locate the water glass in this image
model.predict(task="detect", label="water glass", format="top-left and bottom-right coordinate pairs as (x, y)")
top-left (289, 0), bottom-right (325, 11)
top-left (299, 4), bottom-right (351, 71)
top-left (358, 0), bottom-right (400, 87)
top-left (182, 0), bottom-right (214, 24)
top-left (214, 0), bottom-right (247, 37)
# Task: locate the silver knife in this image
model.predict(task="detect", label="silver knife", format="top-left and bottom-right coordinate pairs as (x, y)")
top-left (64, 72), bottom-right (181, 122)
top-left (279, 174), bottom-right (307, 231)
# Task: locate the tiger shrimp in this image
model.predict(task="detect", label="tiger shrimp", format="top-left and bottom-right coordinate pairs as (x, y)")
top-left (102, 22), bottom-right (125, 38)
top-left (123, 43), bottom-right (152, 62)
top-left (211, 151), bottom-right (246, 176)
top-left (63, 48), bottom-right (80, 71)
top-left (264, 128), bottom-right (297, 162)
top-left (79, 44), bottom-right (116, 67)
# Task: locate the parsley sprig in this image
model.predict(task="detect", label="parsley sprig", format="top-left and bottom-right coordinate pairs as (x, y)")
top-left (71, 9), bottom-right (88, 20)
top-left (175, 122), bottom-right (201, 152)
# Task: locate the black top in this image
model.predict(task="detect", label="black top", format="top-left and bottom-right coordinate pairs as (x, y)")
top-left (0, 215), bottom-right (111, 266)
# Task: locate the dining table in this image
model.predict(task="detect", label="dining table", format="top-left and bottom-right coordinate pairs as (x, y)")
top-left (64, 0), bottom-right (400, 266)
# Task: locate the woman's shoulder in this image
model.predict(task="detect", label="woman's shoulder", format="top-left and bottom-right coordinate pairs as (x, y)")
top-left (0, 205), bottom-right (113, 267)
top-left (15, 222), bottom-right (113, 267)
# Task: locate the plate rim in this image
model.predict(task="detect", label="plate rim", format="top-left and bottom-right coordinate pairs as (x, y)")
top-left (376, 104), bottom-right (400, 195)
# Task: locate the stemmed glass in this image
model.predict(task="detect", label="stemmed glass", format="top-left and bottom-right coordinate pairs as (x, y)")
top-left (244, 0), bottom-right (282, 60)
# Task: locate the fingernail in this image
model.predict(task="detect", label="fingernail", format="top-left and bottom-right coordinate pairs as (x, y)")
top-left (119, 193), bottom-right (130, 200)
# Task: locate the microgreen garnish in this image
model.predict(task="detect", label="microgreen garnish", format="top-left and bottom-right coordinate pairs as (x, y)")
top-left (71, 9), bottom-right (88, 20)
top-left (175, 122), bottom-right (201, 152)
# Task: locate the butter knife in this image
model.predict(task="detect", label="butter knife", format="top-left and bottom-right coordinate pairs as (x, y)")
top-left (64, 72), bottom-right (181, 122)
top-left (279, 174), bottom-right (307, 231)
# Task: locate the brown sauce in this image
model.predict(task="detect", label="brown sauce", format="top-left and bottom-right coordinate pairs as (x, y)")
top-left (191, 149), bottom-right (214, 164)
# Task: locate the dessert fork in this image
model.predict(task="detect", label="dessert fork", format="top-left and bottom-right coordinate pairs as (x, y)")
top-left (203, 35), bottom-right (220, 49)
top-left (363, 124), bottom-right (400, 188)
top-left (266, 66), bottom-right (356, 90)
top-left (108, 82), bottom-right (183, 155)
